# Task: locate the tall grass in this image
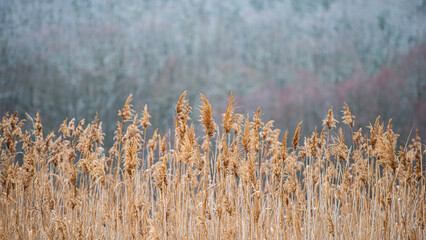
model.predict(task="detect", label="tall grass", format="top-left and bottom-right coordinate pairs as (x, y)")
top-left (1, 93), bottom-right (424, 239)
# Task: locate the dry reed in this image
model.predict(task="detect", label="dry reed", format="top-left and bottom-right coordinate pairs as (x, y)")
top-left (0, 93), bottom-right (425, 239)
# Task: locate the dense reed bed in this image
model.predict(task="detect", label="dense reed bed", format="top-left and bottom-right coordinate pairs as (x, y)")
top-left (0, 92), bottom-right (424, 239)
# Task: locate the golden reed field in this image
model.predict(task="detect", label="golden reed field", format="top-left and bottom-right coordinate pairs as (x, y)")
top-left (0, 92), bottom-right (424, 239)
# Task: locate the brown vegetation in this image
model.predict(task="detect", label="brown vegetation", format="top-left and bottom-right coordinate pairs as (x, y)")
top-left (0, 93), bottom-right (425, 239)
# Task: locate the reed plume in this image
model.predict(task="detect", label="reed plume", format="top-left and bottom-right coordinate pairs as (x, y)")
top-left (0, 91), bottom-right (424, 240)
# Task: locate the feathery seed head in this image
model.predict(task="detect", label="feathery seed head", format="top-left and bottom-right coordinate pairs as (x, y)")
top-left (199, 93), bottom-right (216, 137)
top-left (341, 102), bottom-right (355, 128)
top-left (222, 92), bottom-right (239, 134)
top-left (323, 106), bottom-right (338, 130)
top-left (141, 104), bottom-right (151, 129)
top-left (118, 94), bottom-right (134, 122)
top-left (292, 121), bottom-right (302, 150)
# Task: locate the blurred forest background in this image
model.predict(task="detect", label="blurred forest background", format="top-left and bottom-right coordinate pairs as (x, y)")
top-left (1, 0), bottom-right (426, 148)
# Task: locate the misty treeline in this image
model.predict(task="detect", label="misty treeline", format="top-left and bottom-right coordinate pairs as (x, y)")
top-left (1, 0), bottom-right (425, 148)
